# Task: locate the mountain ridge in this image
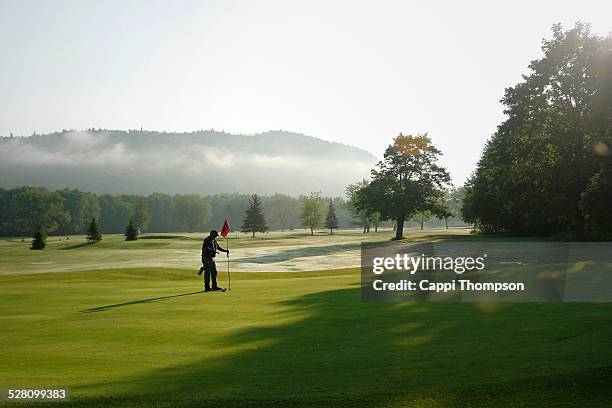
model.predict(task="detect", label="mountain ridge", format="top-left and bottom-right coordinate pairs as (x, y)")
top-left (0, 129), bottom-right (376, 196)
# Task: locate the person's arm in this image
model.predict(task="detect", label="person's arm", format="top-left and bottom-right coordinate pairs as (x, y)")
top-left (216, 242), bottom-right (229, 253)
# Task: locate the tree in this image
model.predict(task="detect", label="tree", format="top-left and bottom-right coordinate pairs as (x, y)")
top-left (174, 195), bottom-right (210, 232)
top-left (241, 194), bottom-right (268, 237)
top-left (324, 199), bottom-right (339, 234)
top-left (443, 187), bottom-right (465, 228)
top-left (147, 193), bottom-right (177, 232)
top-left (301, 192), bottom-right (325, 235)
top-left (581, 165), bottom-right (612, 238)
top-left (346, 180), bottom-right (370, 233)
top-left (86, 218), bottom-right (102, 243)
top-left (99, 195), bottom-right (133, 234)
top-left (57, 189), bottom-right (101, 234)
top-left (462, 23), bottom-right (612, 240)
top-left (414, 211), bottom-right (433, 230)
top-left (370, 212), bottom-right (382, 232)
top-left (346, 180), bottom-right (377, 233)
top-left (132, 198), bottom-right (150, 234)
top-left (264, 194), bottom-right (298, 230)
top-left (8, 187), bottom-right (70, 236)
top-left (125, 219), bottom-right (138, 241)
top-left (31, 225), bottom-right (46, 250)
top-left (354, 134), bottom-right (451, 240)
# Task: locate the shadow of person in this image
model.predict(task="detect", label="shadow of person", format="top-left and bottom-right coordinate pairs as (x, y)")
top-left (80, 291), bottom-right (203, 313)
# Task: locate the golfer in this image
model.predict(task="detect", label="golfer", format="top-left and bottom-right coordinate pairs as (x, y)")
top-left (198, 229), bottom-right (229, 292)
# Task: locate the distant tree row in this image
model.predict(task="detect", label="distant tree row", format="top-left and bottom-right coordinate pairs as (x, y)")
top-left (0, 187), bottom-right (362, 237)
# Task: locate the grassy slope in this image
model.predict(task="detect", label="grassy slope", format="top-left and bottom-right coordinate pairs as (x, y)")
top-left (1, 267), bottom-right (611, 407)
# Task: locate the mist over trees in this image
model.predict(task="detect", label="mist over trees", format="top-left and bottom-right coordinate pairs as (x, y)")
top-left (0, 130), bottom-right (375, 197)
top-left (462, 23), bottom-right (612, 240)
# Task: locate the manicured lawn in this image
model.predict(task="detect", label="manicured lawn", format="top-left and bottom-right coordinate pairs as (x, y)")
top-left (1, 267), bottom-right (611, 407)
top-left (0, 228), bottom-right (472, 275)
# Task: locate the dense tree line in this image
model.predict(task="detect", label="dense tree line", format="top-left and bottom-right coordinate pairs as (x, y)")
top-left (0, 187), bottom-right (359, 237)
top-left (462, 23), bottom-right (612, 240)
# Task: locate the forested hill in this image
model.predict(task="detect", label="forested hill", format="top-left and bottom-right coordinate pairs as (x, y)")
top-left (0, 129), bottom-right (376, 195)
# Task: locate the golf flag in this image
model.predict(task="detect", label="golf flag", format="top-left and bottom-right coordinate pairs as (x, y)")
top-left (220, 218), bottom-right (231, 237)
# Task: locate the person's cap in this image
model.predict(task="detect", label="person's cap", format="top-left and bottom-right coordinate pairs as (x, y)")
top-left (210, 229), bottom-right (219, 237)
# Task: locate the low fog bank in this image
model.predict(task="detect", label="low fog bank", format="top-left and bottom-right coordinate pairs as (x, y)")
top-left (0, 130), bottom-right (375, 196)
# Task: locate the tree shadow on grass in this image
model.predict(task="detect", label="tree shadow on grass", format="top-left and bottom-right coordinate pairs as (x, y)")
top-left (60, 242), bottom-right (95, 250)
top-left (68, 286), bottom-right (612, 407)
top-left (235, 243), bottom-right (362, 264)
top-left (79, 291), bottom-right (202, 313)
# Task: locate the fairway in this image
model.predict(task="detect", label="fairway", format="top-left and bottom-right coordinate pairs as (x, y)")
top-left (1, 230), bottom-right (611, 407)
top-left (0, 229), bottom-right (470, 275)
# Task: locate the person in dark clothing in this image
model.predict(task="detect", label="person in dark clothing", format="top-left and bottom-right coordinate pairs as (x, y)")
top-left (198, 229), bottom-right (229, 291)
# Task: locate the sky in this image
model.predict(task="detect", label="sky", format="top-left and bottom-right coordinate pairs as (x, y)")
top-left (1, 0), bottom-right (611, 185)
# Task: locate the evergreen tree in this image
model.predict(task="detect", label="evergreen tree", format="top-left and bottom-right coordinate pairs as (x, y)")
top-left (86, 218), bottom-right (102, 243)
top-left (31, 225), bottom-right (46, 250)
top-left (324, 199), bottom-right (339, 234)
top-left (241, 194), bottom-right (268, 237)
top-left (125, 218), bottom-right (138, 241)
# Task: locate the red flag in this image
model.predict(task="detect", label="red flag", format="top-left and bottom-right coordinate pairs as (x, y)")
top-left (220, 218), bottom-right (231, 237)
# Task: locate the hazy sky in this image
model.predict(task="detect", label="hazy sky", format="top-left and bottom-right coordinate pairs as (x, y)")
top-left (1, 0), bottom-right (611, 185)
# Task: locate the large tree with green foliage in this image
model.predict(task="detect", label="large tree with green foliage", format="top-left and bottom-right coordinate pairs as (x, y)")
top-left (241, 194), bottom-right (268, 237)
top-left (8, 187), bottom-right (70, 236)
top-left (462, 23), bottom-right (612, 240)
top-left (301, 192), bottom-right (325, 235)
top-left (354, 134), bottom-right (450, 240)
top-left (263, 194), bottom-right (297, 230)
top-left (346, 180), bottom-right (381, 233)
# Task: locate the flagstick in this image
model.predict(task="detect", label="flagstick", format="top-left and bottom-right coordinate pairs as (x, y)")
top-left (226, 236), bottom-right (231, 291)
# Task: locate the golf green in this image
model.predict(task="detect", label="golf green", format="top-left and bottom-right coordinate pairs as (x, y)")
top-left (1, 266), bottom-right (611, 407)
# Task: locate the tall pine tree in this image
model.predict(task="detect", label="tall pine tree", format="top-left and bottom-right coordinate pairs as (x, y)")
top-left (324, 199), bottom-right (339, 234)
top-left (125, 218), bottom-right (138, 241)
top-left (241, 194), bottom-right (268, 237)
top-left (31, 225), bottom-right (46, 250)
top-left (86, 218), bottom-right (102, 243)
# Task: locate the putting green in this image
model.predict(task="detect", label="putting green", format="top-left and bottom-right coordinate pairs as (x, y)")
top-left (1, 267), bottom-right (611, 407)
